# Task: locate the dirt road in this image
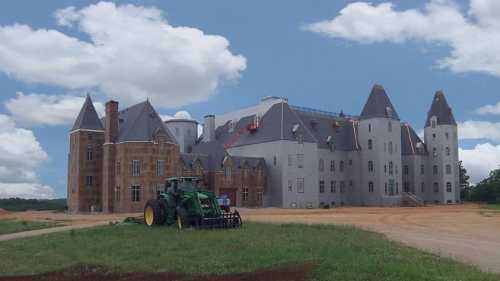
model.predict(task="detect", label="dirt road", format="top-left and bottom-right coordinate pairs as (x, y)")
top-left (239, 204), bottom-right (500, 273)
top-left (0, 210), bottom-right (137, 242)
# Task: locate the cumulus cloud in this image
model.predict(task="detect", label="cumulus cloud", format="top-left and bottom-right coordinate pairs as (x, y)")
top-left (5, 92), bottom-right (104, 127)
top-left (458, 120), bottom-right (500, 142)
top-left (475, 101), bottom-right (500, 115)
top-left (161, 110), bottom-right (193, 121)
top-left (304, 0), bottom-right (500, 77)
top-left (0, 2), bottom-right (246, 108)
top-left (0, 115), bottom-right (54, 198)
top-left (459, 143), bottom-right (500, 183)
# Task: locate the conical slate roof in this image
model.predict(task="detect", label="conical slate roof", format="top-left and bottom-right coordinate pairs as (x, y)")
top-left (117, 100), bottom-right (175, 142)
top-left (360, 84), bottom-right (400, 120)
top-left (71, 95), bottom-right (104, 131)
top-left (425, 91), bottom-right (456, 127)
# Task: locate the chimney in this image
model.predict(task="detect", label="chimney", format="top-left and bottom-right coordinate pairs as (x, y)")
top-left (105, 100), bottom-right (119, 143)
top-left (203, 114), bottom-right (215, 142)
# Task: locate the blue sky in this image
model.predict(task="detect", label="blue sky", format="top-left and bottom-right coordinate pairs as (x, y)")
top-left (0, 0), bottom-right (499, 198)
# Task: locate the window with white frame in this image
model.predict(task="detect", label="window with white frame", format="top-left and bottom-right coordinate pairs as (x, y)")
top-left (242, 187), bottom-right (249, 202)
top-left (446, 182), bottom-right (452, 192)
top-left (297, 178), bottom-right (304, 193)
top-left (297, 154), bottom-right (304, 168)
top-left (132, 160), bottom-right (140, 177)
top-left (131, 185), bottom-right (141, 202)
top-left (156, 160), bottom-right (165, 177)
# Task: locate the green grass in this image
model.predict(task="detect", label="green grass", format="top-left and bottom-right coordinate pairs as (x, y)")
top-left (483, 204), bottom-right (500, 210)
top-left (0, 222), bottom-right (498, 281)
top-left (0, 219), bottom-right (61, 235)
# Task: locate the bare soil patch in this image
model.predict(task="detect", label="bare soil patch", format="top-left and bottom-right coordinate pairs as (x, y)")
top-left (239, 204), bottom-right (500, 273)
top-left (0, 208), bottom-right (8, 215)
top-left (0, 263), bottom-right (314, 281)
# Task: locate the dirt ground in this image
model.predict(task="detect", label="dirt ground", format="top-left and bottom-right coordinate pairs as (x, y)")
top-left (1, 204), bottom-right (499, 273)
top-left (239, 204), bottom-right (500, 273)
top-left (0, 263), bottom-right (313, 281)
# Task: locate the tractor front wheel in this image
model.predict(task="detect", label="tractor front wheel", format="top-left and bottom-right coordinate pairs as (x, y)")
top-left (144, 200), bottom-right (166, 227)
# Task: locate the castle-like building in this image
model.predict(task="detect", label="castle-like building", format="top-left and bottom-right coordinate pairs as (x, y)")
top-left (67, 84), bottom-right (459, 213)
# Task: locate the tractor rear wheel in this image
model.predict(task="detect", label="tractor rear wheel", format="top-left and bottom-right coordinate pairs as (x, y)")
top-left (144, 200), bottom-right (166, 227)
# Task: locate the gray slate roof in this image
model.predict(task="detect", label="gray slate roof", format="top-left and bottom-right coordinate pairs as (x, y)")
top-left (360, 84), bottom-right (400, 120)
top-left (71, 95), bottom-right (104, 131)
top-left (116, 101), bottom-right (176, 143)
top-left (180, 153), bottom-right (210, 170)
top-left (401, 123), bottom-right (427, 156)
top-left (425, 91), bottom-right (456, 127)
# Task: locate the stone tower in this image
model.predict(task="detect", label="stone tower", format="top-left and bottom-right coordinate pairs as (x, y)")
top-left (357, 84), bottom-right (402, 206)
top-left (424, 91), bottom-right (459, 203)
top-left (67, 95), bottom-right (104, 213)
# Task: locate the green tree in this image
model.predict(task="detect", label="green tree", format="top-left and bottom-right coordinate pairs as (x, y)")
top-left (470, 168), bottom-right (500, 203)
top-left (459, 161), bottom-right (472, 200)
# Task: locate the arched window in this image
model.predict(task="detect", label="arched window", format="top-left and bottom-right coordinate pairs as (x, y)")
top-left (368, 161), bottom-right (374, 172)
top-left (446, 182), bottom-right (452, 192)
top-left (368, 181), bottom-right (374, 192)
top-left (368, 139), bottom-right (373, 150)
top-left (446, 164), bottom-right (451, 175)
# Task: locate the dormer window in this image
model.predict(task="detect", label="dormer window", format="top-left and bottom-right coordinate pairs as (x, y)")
top-left (385, 106), bottom-right (393, 118)
top-left (430, 116), bottom-right (437, 128)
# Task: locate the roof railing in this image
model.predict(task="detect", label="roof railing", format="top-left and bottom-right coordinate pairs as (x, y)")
top-left (290, 105), bottom-right (358, 119)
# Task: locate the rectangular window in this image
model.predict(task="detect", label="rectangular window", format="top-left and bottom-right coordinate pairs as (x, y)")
top-left (131, 185), bottom-right (141, 202)
top-left (421, 182), bottom-right (425, 193)
top-left (433, 182), bottom-right (439, 193)
top-left (319, 180), bottom-right (325, 193)
top-left (330, 160), bottom-right (335, 172)
top-left (115, 186), bottom-right (120, 201)
top-left (433, 165), bottom-right (438, 175)
top-left (403, 182), bottom-right (409, 192)
top-left (297, 154), bottom-right (304, 168)
top-left (297, 178), bottom-right (304, 193)
top-left (86, 145), bottom-right (93, 161)
top-left (132, 160), bottom-right (140, 177)
top-left (288, 180), bottom-right (293, 192)
top-left (446, 182), bottom-right (452, 193)
top-left (388, 142), bottom-right (393, 154)
top-left (116, 161), bottom-right (121, 175)
top-left (368, 182), bottom-right (374, 192)
top-left (388, 121), bottom-right (392, 132)
top-left (340, 181), bottom-right (345, 193)
top-left (319, 159), bottom-right (324, 172)
top-left (242, 187), bottom-right (249, 202)
top-left (156, 160), bottom-right (165, 177)
top-left (330, 181), bottom-right (336, 193)
top-left (224, 167), bottom-right (232, 178)
top-left (404, 165), bottom-right (409, 175)
top-left (340, 161), bottom-right (344, 172)
top-left (288, 154), bottom-right (293, 167)
top-left (368, 161), bottom-right (374, 172)
top-left (85, 175), bottom-right (93, 187)
top-left (257, 190), bottom-right (263, 202)
top-left (420, 164), bottom-right (425, 175)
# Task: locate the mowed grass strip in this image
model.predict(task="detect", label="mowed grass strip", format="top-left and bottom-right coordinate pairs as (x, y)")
top-left (0, 219), bottom-right (61, 235)
top-left (0, 222), bottom-right (498, 281)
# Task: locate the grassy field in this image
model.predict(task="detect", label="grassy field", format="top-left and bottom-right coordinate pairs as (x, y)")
top-left (0, 219), bottom-right (61, 235)
top-left (483, 203), bottom-right (500, 210)
top-left (0, 222), bottom-right (498, 281)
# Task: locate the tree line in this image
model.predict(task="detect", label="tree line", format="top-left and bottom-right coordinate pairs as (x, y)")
top-left (460, 161), bottom-right (500, 204)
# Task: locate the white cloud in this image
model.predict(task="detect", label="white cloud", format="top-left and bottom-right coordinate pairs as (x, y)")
top-left (0, 115), bottom-right (54, 198)
top-left (459, 143), bottom-right (500, 183)
top-left (475, 101), bottom-right (500, 115)
top-left (161, 110), bottom-right (193, 121)
top-left (304, 0), bottom-right (500, 77)
top-left (458, 120), bottom-right (500, 142)
top-left (0, 2), bottom-right (246, 108)
top-left (0, 183), bottom-right (54, 199)
top-left (5, 92), bottom-right (104, 127)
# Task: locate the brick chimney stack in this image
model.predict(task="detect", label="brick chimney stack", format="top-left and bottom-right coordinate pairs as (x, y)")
top-left (105, 100), bottom-right (118, 143)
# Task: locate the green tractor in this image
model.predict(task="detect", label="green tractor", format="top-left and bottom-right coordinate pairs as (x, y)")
top-left (143, 177), bottom-right (242, 229)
